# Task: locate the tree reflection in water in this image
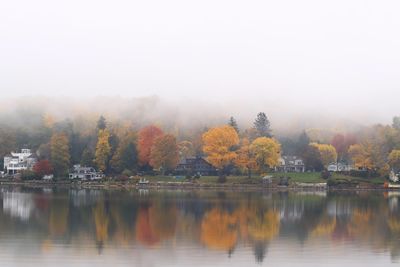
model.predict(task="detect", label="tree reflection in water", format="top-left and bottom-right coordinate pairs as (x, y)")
top-left (0, 188), bottom-right (399, 264)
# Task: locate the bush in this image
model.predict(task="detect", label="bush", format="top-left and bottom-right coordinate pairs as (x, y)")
top-left (122, 169), bottom-right (133, 177)
top-left (21, 170), bottom-right (39, 180)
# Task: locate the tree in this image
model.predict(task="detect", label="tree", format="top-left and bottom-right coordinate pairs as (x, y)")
top-left (388, 150), bottom-right (400, 172)
top-left (150, 134), bottom-right (179, 174)
top-left (81, 147), bottom-right (94, 166)
top-left (33, 160), bottom-right (53, 177)
top-left (309, 143), bottom-right (337, 168)
top-left (393, 116), bottom-right (400, 130)
top-left (95, 129), bottom-right (111, 172)
top-left (331, 134), bottom-right (346, 159)
top-left (50, 133), bottom-right (70, 177)
top-left (228, 117), bottom-right (239, 134)
top-left (178, 141), bottom-right (194, 160)
top-left (253, 112), bottom-right (272, 138)
top-left (250, 137), bottom-right (281, 172)
top-left (202, 126), bottom-right (239, 177)
top-left (138, 125), bottom-right (164, 167)
top-left (111, 142), bottom-right (138, 173)
top-left (303, 145), bottom-right (324, 171)
top-left (97, 115), bottom-right (107, 130)
top-left (235, 138), bottom-right (257, 178)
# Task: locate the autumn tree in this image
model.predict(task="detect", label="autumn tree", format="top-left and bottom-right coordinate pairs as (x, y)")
top-left (253, 112), bottom-right (272, 138)
top-left (250, 137), bottom-right (281, 172)
top-left (388, 150), bottom-right (400, 171)
top-left (228, 116), bottom-right (239, 134)
top-left (202, 126), bottom-right (239, 178)
top-left (178, 140), bottom-right (194, 160)
top-left (348, 143), bottom-right (374, 170)
top-left (33, 160), bottom-right (53, 177)
top-left (331, 134), bottom-right (346, 159)
top-left (149, 134), bottom-right (179, 174)
top-left (235, 138), bottom-right (257, 178)
top-left (50, 132), bottom-right (71, 177)
top-left (138, 125), bottom-right (164, 167)
top-left (310, 143), bottom-right (337, 168)
top-left (95, 129), bottom-right (111, 172)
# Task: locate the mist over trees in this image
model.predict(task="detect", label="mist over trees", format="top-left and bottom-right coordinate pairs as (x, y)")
top-left (1, 96), bottom-right (400, 179)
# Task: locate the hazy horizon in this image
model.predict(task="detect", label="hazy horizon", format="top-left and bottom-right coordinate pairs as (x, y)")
top-left (1, 0), bottom-right (400, 131)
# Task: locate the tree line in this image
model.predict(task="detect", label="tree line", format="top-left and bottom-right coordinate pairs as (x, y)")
top-left (2, 112), bottom-right (400, 179)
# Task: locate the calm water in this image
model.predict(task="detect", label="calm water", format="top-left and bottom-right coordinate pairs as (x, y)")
top-left (0, 187), bottom-right (399, 267)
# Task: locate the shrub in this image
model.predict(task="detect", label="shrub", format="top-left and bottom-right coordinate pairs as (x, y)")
top-left (21, 170), bottom-right (39, 180)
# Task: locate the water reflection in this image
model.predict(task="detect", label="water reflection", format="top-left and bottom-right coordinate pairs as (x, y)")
top-left (0, 188), bottom-right (399, 266)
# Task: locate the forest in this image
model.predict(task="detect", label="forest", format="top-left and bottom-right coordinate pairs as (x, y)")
top-left (1, 97), bottom-right (400, 180)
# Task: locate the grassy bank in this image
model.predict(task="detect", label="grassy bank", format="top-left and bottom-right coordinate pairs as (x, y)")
top-left (146, 172), bottom-right (386, 186)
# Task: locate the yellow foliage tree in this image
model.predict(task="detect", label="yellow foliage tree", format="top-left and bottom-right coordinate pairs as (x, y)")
top-left (202, 126), bottom-right (239, 175)
top-left (388, 149), bottom-right (400, 171)
top-left (250, 137), bottom-right (281, 172)
top-left (235, 138), bottom-right (257, 178)
top-left (348, 143), bottom-right (374, 170)
top-left (95, 129), bottom-right (111, 172)
top-left (310, 143), bottom-right (337, 167)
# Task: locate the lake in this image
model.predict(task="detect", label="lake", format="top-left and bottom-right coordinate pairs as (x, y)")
top-left (0, 187), bottom-right (399, 267)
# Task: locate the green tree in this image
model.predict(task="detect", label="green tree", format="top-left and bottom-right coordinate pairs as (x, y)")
top-left (95, 129), bottom-right (111, 172)
top-left (254, 112), bottom-right (272, 138)
top-left (50, 132), bottom-right (71, 177)
top-left (393, 116), bottom-right (400, 130)
top-left (110, 142), bottom-right (138, 173)
top-left (97, 116), bottom-right (107, 130)
top-left (81, 147), bottom-right (94, 167)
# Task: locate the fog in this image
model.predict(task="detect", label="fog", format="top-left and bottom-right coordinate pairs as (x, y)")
top-left (1, 0), bottom-right (400, 134)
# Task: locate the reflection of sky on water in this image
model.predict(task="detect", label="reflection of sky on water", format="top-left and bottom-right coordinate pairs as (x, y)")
top-left (0, 189), bottom-right (398, 266)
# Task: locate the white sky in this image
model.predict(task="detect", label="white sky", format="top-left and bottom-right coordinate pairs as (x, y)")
top-left (0, 0), bottom-right (399, 118)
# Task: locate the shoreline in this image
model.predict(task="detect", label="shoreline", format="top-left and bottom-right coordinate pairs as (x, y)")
top-left (0, 179), bottom-right (395, 192)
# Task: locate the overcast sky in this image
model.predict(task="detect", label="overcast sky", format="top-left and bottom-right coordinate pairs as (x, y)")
top-left (1, 0), bottom-right (399, 120)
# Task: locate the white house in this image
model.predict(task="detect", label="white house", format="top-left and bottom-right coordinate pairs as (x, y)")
top-left (327, 162), bottom-right (353, 172)
top-left (69, 165), bottom-right (104, 180)
top-left (276, 156), bottom-right (305, 173)
top-left (3, 149), bottom-right (37, 175)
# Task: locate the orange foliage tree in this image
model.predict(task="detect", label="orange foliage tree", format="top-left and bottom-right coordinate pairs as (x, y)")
top-left (202, 126), bottom-right (239, 177)
top-left (138, 125), bottom-right (164, 166)
top-left (150, 134), bottom-right (179, 174)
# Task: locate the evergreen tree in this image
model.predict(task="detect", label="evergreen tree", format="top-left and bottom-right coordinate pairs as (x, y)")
top-left (81, 147), bottom-right (94, 167)
top-left (97, 116), bottom-right (107, 130)
top-left (228, 116), bottom-right (239, 134)
top-left (253, 112), bottom-right (272, 138)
